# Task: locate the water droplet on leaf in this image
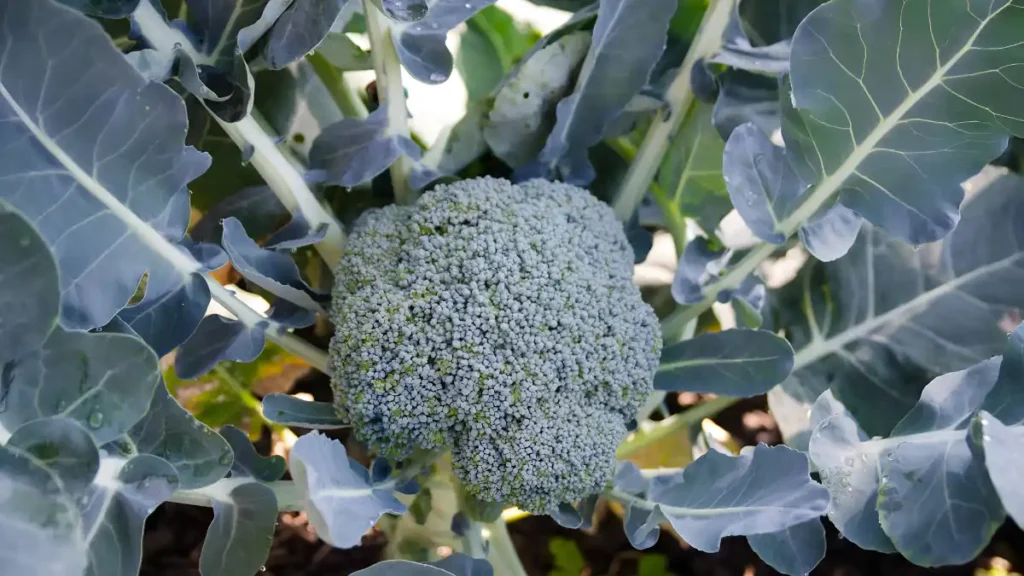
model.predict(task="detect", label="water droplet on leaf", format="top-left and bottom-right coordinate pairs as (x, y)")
top-left (88, 411), bottom-right (104, 429)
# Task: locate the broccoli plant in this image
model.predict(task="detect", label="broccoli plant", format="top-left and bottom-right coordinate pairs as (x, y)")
top-left (2, 0), bottom-right (1024, 575)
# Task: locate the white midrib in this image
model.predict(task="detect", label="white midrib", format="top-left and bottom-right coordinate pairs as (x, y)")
top-left (0, 84), bottom-right (201, 277)
top-left (658, 355), bottom-right (783, 373)
top-left (777, 7), bottom-right (1005, 235)
top-left (792, 255), bottom-right (1019, 370)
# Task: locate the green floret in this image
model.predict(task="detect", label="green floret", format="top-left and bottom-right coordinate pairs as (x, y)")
top-left (328, 177), bottom-right (662, 514)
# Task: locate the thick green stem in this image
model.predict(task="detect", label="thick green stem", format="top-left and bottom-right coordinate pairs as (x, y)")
top-left (306, 51), bottom-right (370, 120)
top-left (617, 396), bottom-right (739, 459)
top-left (611, 0), bottom-right (736, 221)
top-left (486, 520), bottom-right (528, 576)
top-left (363, 0), bottom-right (416, 205)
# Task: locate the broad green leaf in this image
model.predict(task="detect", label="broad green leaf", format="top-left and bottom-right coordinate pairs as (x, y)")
top-left (0, 443), bottom-right (88, 576)
top-left (1, 327), bottom-right (161, 445)
top-left (261, 393), bottom-right (349, 429)
top-left (878, 359), bottom-right (1004, 566)
top-left (390, 0), bottom-right (497, 84)
top-left (621, 444), bottom-right (829, 552)
top-left (219, 425), bottom-right (287, 481)
top-left (0, 0), bottom-right (212, 348)
top-left (8, 418), bottom-right (100, 496)
top-left (747, 519), bottom-right (825, 576)
top-left (806, 390), bottom-right (894, 553)
top-left (655, 103), bottom-right (730, 235)
top-left (811, 358), bottom-right (1006, 566)
top-left (533, 0), bottom-right (677, 184)
top-left (770, 171), bottom-right (1024, 440)
top-left (978, 322), bottom-right (1024, 528)
top-left (655, 329), bottom-right (794, 397)
top-left (712, 69), bottom-right (779, 140)
top-left (310, 106), bottom-right (423, 187)
top-left (260, 0), bottom-right (354, 69)
top-left (126, 384), bottom-right (233, 489)
top-left (318, 32), bottom-right (374, 71)
top-left (373, 0), bottom-right (428, 22)
top-left (199, 481), bottom-right (278, 576)
top-left (80, 455), bottom-right (179, 576)
top-left (289, 432), bottom-right (405, 547)
top-left (782, 0), bottom-right (1024, 245)
top-left (0, 202), bottom-right (59, 366)
top-left (456, 6), bottom-right (538, 101)
top-left (483, 31), bottom-right (591, 168)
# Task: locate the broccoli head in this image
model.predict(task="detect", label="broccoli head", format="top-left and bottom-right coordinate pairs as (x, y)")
top-left (328, 177), bottom-right (661, 514)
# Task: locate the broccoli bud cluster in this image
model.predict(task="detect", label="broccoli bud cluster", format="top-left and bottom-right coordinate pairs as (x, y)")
top-left (328, 177), bottom-right (661, 513)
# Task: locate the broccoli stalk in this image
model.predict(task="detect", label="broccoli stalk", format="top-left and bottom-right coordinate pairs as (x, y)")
top-left (329, 177), bottom-right (662, 514)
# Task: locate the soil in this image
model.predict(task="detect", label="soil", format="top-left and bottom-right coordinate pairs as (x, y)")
top-left (140, 373), bottom-right (1024, 576)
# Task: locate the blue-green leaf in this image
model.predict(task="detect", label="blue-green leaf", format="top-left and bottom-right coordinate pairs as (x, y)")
top-left (978, 413), bottom-right (1024, 528)
top-left (80, 455), bottom-right (179, 576)
top-left (811, 358), bottom-right (1007, 566)
top-left (0, 202), bottom-right (59, 366)
top-left (0, 0), bottom-right (212, 344)
top-left (655, 329), bottom-right (794, 397)
top-left (261, 0), bottom-right (353, 69)
top-left (390, 0), bottom-right (496, 84)
top-left (771, 171), bottom-right (1024, 442)
top-left (807, 390), bottom-right (894, 553)
top-left (622, 444), bottom-right (828, 552)
top-left (174, 316), bottom-right (266, 381)
top-left (289, 432), bottom-right (405, 547)
top-left (219, 425), bottom-right (287, 482)
top-left (783, 0), bottom-right (1024, 245)
top-left (261, 393), bottom-right (349, 429)
top-left (746, 519), bottom-right (825, 576)
top-left (533, 0), bottom-right (677, 184)
top-left (8, 418), bottom-right (100, 496)
top-left (0, 443), bottom-right (88, 576)
top-left (309, 106), bottom-right (422, 187)
top-left (200, 481), bottom-right (278, 576)
top-left (1, 328), bottom-right (161, 445)
top-left (711, 69), bottom-right (779, 140)
top-left (221, 217), bottom-right (326, 312)
top-left (126, 384), bottom-right (233, 489)
top-left (879, 359), bottom-right (1004, 566)
top-left (671, 236), bottom-right (728, 305)
top-left (722, 122), bottom-right (805, 245)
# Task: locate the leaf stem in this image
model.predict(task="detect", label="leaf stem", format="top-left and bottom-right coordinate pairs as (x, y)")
top-left (610, 0), bottom-right (736, 221)
top-left (168, 478), bottom-right (305, 510)
top-left (617, 396), bottom-right (738, 459)
top-left (132, 0), bottom-right (346, 266)
top-left (305, 51), bottom-right (370, 120)
top-left (363, 0), bottom-right (417, 205)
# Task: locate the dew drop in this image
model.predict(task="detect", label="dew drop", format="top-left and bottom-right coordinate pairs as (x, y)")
top-left (880, 475), bottom-right (889, 484)
top-left (18, 236), bottom-right (30, 247)
top-left (839, 477), bottom-right (849, 488)
top-left (259, 567), bottom-right (267, 572)
top-left (56, 399), bottom-right (68, 412)
top-left (980, 417), bottom-right (989, 426)
top-left (860, 453), bottom-right (868, 463)
top-left (88, 411), bottom-right (104, 429)
top-left (983, 434), bottom-right (992, 442)
top-left (429, 72), bottom-right (446, 82)
top-left (820, 469), bottom-right (829, 480)
top-left (219, 451), bottom-right (233, 466)
top-left (464, 2), bottom-right (471, 6)
top-left (843, 455), bottom-right (855, 467)
top-left (885, 451), bottom-right (895, 461)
